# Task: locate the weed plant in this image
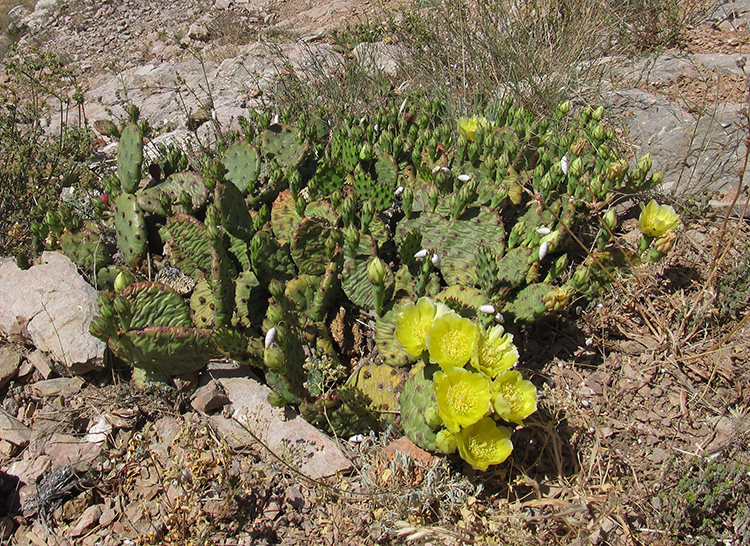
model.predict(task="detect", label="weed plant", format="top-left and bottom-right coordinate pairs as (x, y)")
top-left (0, 47), bottom-right (98, 259)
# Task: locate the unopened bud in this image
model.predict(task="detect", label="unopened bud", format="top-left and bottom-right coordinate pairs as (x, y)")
top-left (637, 153), bottom-right (653, 174)
top-left (264, 327), bottom-right (277, 348)
top-left (478, 304), bottom-right (496, 314)
top-left (367, 257), bottom-right (387, 285)
top-left (414, 249), bottom-right (429, 259)
top-left (603, 209), bottom-right (618, 231)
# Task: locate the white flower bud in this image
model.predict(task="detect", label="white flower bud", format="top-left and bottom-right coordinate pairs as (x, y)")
top-left (537, 227), bottom-right (551, 235)
top-left (441, 166), bottom-right (451, 174)
top-left (561, 155), bottom-right (569, 175)
top-left (394, 186), bottom-right (404, 196)
top-left (264, 327), bottom-right (277, 348)
top-left (539, 241), bottom-right (549, 261)
top-left (431, 252), bottom-right (440, 266)
top-left (414, 249), bottom-right (429, 259)
top-left (271, 113), bottom-right (280, 125)
top-left (494, 312), bottom-right (505, 323)
top-left (432, 165), bottom-right (441, 174)
top-left (478, 304), bottom-right (496, 314)
top-left (457, 174), bottom-right (471, 182)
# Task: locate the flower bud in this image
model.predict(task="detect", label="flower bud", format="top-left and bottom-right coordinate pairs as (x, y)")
top-left (637, 153), bottom-right (653, 174)
top-left (603, 209), bottom-right (618, 231)
top-left (264, 327), bottom-right (277, 348)
top-left (557, 100), bottom-right (571, 115)
top-left (367, 257), bottom-right (387, 285)
top-left (478, 304), bottom-right (496, 314)
top-left (571, 139), bottom-right (586, 156)
top-left (569, 156), bottom-right (584, 178)
top-left (592, 106), bottom-right (605, 121)
top-left (654, 229), bottom-right (676, 255)
top-left (114, 272), bottom-right (128, 293)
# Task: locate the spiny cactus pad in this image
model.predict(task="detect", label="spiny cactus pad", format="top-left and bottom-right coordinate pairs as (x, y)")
top-left (113, 193), bottom-right (147, 265)
top-left (117, 123), bottom-right (143, 194)
top-left (399, 364), bottom-right (439, 451)
top-left (223, 142), bottom-right (260, 194)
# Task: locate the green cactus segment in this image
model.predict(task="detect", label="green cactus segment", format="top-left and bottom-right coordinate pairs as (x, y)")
top-left (304, 200), bottom-right (339, 225)
top-left (342, 255), bottom-right (394, 311)
top-left (223, 142), bottom-right (260, 194)
top-left (507, 200), bottom-right (561, 248)
top-left (350, 361), bottom-right (406, 413)
top-left (234, 270), bottom-right (264, 328)
top-left (112, 326), bottom-right (215, 375)
top-left (227, 233), bottom-right (251, 271)
top-left (434, 285), bottom-right (488, 316)
top-left (270, 189), bottom-right (302, 246)
top-left (215, 181), bottom-right (254, 241)
top-left (310, 255), bottom-right (342, 322)
top-left (310, 162), bottom-right (346, 200)
top-left (117, 123), bottom-right (143, 194)
top-left (374, 153), bottom-right (398, 189)
top-left (59, 227), bottom-right (111, 272)
top-left (503, 282), bottom-right (554, 323)
top-left (331, 132), bottom-right (359, 171)
top-left (495, 246), bottom-right (535, 289)
top-left (299, 388), bottom-right (379, 437)
top-left (400, 364), bottom-right (439, 451)
top-left (190, 279), bottom-right (215, 328)
top-left (113, 193), bottom-right (147, 264)
top-left (261, 124), bottom-right (309, 167)
top-left (375, 306), bottom-right (417, 367)
top-left (137, 172), bottom-right (208, 215)
top-left (209, 228), bottom-right (235, 329)
top-left (250, 228), bottom-right (296, 287)
top-left (290, 217), bottom-right (341, 276)
top-left (166, 214), bottom-right (212, 277)
top-left (119, 282), bottom-right (193, 329)
top-left (214, 328), bottom-right (263, 363)
top-left (398, 207), bottom-right (505, 286)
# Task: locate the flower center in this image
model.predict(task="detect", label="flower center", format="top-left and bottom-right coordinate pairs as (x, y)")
top-left (498, 383), bottom-right (523, 413)
top-left (448, 383), bottom-right (476, 416)
top-left (441, 330), bottom-right (469, 361)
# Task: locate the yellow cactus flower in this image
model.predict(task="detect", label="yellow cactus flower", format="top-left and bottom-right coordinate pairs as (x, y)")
top-left (457, 115), bottom-right (489, 142)
top-left (434, 366), bottom-right (491, 433)
top-left (491, 370), bottom-right (538, 425)
top-left (455, 417), bottom-right (513, 471)
top-left (425, 312), bottom-right (480, 368)
top-left (472, 325), bottom-right (519, 379)
top-left (394, 297), bottom-right (450, 357)
top-left (638, 200), bottom-right (680, 238)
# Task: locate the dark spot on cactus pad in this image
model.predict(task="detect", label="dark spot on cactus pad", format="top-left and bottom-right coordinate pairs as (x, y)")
top-left (363, 370), bottom-right (371, 379)
top-left (210, 303), bottom-right (215, 310)
top-left (415, 385), bottom-right (422, 392)
top-left (199, 297), bottom-right (206, 304)
top-left (378, 382), bottom-right (385, 390)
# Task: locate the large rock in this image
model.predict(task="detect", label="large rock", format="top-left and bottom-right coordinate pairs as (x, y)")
top-left (0, 252), bottom-right (105, 374)
top-left (210, 376), bottom-right (352, 479)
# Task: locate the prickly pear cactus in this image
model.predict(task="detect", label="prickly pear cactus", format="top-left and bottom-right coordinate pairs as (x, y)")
top-left (399, 364), bottom-right (439, 451)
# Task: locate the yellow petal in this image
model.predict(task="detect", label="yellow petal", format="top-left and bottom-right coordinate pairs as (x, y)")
top-left (425, 312), bottom-right (480, 368)
top-left (434, 366), bottom-right (491, 433)
top-left (492, 370), bottom-right (538, 425)
top-left (394, 297), bottom-right (448, 357)
top-left (638, 199), bottom-right (679, 238)
top-left (473, 325), bottom-right (519, 378)
top-left (455, 417), bottom-right (513, 471)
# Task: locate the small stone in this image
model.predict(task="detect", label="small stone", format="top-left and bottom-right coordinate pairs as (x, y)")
top-left (26, 350), bottom-right (52, 379)
top-left (0, 409), bottom-right (31, 447)
top-left (191, 381), bottom-right (230, 413)
top-left (187, 23), bottom-right (209, 41)
top-left (32, 377), bottom-right (85, 397)
top-left (0, 346), bottom-right (21, 389)
top-left (68, 504), bottom-right (102, 537)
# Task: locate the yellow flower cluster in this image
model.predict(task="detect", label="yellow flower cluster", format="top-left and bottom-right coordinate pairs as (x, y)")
top-left (394, 297), bottom-right (538, 471)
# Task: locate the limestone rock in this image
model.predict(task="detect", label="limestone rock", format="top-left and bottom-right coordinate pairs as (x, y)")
top-left (0, 253), bottom-right (105, 374)
top-left (0, 346), bottom-right (22, 390)
top-left (211, 376), bottom-right (351, 479)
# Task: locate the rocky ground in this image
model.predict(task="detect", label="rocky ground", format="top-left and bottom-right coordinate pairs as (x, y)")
top-left (0, 0), bottom-right (749, 544)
